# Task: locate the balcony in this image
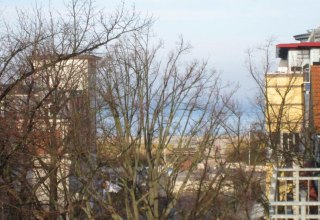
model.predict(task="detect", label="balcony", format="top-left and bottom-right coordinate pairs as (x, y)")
top-left (269, 166), bottom-right (320, 219)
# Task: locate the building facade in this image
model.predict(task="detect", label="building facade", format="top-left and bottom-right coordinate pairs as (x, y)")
top-left (0, 54), bottom-right (100, 219)
top-left (266, 28), bottom-right (320, 219)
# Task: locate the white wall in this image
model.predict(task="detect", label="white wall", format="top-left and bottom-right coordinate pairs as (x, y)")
top-left (288, 50), bottom-right (310, 71)
top-left (310, 48), bottom-right (320, 64)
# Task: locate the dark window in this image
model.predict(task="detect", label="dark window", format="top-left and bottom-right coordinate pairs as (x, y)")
top-left (282, 133), bottom-right (300, 152)
top-left (291, 66), bottom-right (302, 72)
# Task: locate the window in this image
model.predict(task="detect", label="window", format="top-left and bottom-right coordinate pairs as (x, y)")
top-left (282, 133), bottom-right (300, 152)
top-left (291, 66), bottom-right (302, 72)
top-left (297, 50), bottom-right (310, 60)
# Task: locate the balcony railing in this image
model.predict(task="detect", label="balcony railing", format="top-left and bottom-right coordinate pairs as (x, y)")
top-left (269, 167), bottom-right (320, 220)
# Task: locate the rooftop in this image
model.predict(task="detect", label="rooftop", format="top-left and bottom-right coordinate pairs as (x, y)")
top-left (277, 42), bottom-right (320, 49)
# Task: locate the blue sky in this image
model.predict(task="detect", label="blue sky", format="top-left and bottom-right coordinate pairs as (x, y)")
top-left (2, 0), bottom-right (320, 112)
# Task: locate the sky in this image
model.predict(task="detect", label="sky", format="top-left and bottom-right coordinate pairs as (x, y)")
top-left (2, 0), bottom-right (320, 116)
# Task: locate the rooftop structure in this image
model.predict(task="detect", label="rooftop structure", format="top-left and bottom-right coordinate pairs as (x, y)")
top-left (293, 27), bottom-right (320, 42)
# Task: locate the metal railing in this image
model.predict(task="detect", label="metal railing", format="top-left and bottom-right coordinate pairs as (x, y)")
top-left (269, 166), bottom-right (320, 220)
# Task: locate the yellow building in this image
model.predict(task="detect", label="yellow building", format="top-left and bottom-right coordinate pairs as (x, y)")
top-left (265, 73), bottom-right (304, 133)
top-left (265, 74), bottom-right (304, 206)
top-left (266, 28), bottom-right (320, 219)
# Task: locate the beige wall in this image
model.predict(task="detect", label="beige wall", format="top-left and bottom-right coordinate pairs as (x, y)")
top-left (265, 74), bottom-right (304, 132)
top-left (33, 58), bottom-right (90, 91)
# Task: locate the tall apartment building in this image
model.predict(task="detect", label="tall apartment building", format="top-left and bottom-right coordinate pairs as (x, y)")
top-left (267, 28), bottom-right (320, 219)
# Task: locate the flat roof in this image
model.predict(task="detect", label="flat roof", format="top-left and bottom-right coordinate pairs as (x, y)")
top-left (277, 42), bottom-right (320, 49)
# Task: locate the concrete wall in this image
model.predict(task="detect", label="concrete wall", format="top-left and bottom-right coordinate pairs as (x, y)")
top-left (310, 49), bottom-right (320, 64)
top-left (27, 156), bottom-right (71, 212)
top-left (288, 50), bottom-right (309, 71)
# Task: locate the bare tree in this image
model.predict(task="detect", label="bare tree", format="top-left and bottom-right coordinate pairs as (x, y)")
top-left (216, 98), bottom-right (268, 219)
top-left (0, 1), bottom-right (273, 219)
top-left (246, 39), bottom-right (307, 167)
top-left (93, 30), bottom-right (250, 219)
top-left (0, 0), bottom-right (151, 219)
top-left (0, 0), bottom-right (151, 100)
